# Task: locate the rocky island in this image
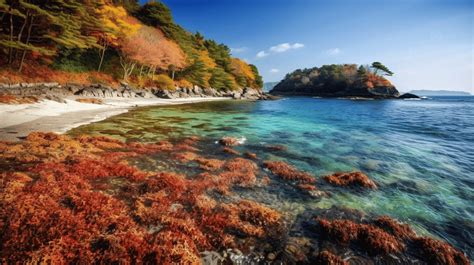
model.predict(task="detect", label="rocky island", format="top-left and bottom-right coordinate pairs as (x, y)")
top-left (270, 63), bottom-right (415, 99)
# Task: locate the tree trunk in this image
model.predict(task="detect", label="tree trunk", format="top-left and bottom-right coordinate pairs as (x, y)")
top-left (18, 15), bottom-right (34, 73)
top-left (120, 56), bottom-right (136, 82)
top-left (97, 39), bottom-right (107, 72)
top-left (8, 11), bottom-right (13, 65)
top-left (139, 64), bottom-right (144, 77)
top-left (147, 66), bottom-right (153, 77)
top-left (15, 11), bottom-right (29, 65)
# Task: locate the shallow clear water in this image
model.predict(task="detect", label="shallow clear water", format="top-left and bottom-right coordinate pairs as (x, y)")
top-left (69, 96), bottom-right (474, 257)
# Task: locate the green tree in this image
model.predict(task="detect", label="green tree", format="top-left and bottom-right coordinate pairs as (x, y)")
top-left (176, 59), bottom-right (208, 88)
top-left (204, 39), bottom-right (231, 71)
top-left (111, 0), bottom-right (139, 13)
top-left (136, 1), bottom-right (173, 27)
top-left (209, 67), bottom-right (235, 91)
top-left (371, 62), bottom-right (394, 76)
top-left (249, 64), bottom-right (263, 89)
top-left (357, 65), bottom-right (368, 79)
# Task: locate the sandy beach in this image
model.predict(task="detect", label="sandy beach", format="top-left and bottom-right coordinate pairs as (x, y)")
top-left (0, 97), bottom-right (227, 141)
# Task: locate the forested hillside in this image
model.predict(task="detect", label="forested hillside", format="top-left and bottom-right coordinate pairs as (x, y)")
top-left (0, 0), bottom-right (263, 90)
top-left (271, 63), bottom-right (400, 98)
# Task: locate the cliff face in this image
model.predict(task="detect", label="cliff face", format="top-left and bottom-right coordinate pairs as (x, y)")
top-left (270, 64), bottom-right (399, 98)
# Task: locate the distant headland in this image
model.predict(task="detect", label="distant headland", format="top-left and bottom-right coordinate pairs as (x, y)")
top-left (408, 90), bottom-right (472, 96)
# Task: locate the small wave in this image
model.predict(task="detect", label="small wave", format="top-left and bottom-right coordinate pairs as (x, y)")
top-left (214, 136), bottom-right (247, 145)
top-left (403, 98), bottom-right (422, 101)
top-left (237, 136), bottom-right (247, 144)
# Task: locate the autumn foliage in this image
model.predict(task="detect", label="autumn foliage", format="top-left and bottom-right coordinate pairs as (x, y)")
top-left (0, 2), bottom-right (263, 90)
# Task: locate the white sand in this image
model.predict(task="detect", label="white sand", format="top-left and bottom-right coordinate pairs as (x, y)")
top-left (0, 97), bottom-right (227, 141)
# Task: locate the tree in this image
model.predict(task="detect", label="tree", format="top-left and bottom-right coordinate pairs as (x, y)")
top-left (176, 59), bottom-right (209, 88)
top-left (118, 24), bottom-right (185, 81)
top-left (136, 1), bottom-right (173, 27)
top-left (111, 0), bottom-right (139, 13)
top-left (371, 62), bottom-right (394, 76)
top-left (0, 0), bottom-right (102, 72)
top-left (209, 67), bottom-right (236, 91)
top-left (249, 64), bottom-right (263, 89)
top-left (96, 4), bottom-right (140, 72)
top-left (204, 39), bottom-right (232, 71)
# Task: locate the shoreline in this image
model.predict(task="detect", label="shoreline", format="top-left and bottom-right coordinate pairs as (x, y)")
top-left (0, 97), bottom-right (228, 141)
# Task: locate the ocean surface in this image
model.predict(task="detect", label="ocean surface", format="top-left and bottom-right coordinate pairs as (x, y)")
top-left (69, 96), bottom-right (474, 258)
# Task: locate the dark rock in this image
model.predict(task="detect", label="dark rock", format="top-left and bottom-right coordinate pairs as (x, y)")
top-left (399, 93), bottom-right (420, 99)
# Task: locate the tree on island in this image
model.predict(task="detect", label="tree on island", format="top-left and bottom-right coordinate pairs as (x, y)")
top-left (371, 62), bottom-right (394, 76)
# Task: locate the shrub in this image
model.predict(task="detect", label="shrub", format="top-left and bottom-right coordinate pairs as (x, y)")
top-left (154, 74), bottom-right (175, 90)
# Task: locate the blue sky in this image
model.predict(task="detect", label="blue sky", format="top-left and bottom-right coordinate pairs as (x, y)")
top-left (141, 0), bottom-right (473, 92)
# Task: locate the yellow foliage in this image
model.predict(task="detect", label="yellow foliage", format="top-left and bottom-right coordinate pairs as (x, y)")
top-left (230, 58), bottom-right (255, 81)
top-left (153, 74), bottom-right (175, 90)
top-left (198, 50), bottom-right (217, 69)
top-left (98, 4), bottom-right (141, 47)
top-left (175, 79), bottom-right (193, 89)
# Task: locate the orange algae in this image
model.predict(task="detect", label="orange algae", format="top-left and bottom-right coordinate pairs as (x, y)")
top-left (316, 216), bottom-right (469, 263)
top-left (0, 132), bottom-right (287, 263)
top-left (244, 151), bottom-right (258, 159)
top-left (223, 146), bottom-right (240, 155)
top-left (195, 157), bottom-right (225, 171)
top-left (173, 151), bottom-right (199, 162)
top-left (323, 171), bottom-right (377, 189)
top-left (373, 216), bottom-right (416, 240)
top-left (413, 237), bottom-right (469, 265)
top-left (263, 160), bottom-right (315, 184)
top-left (317, 219), bottom-right (404, 255)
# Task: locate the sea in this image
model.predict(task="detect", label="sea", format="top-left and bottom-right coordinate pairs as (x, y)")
top-left (69, 96), bottom-right (474, 258)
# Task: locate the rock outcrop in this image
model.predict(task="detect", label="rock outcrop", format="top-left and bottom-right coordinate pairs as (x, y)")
top-left (0, 82), bottom-right (272, 103)
top-left (399, 93), bottom-right (420, 99)
top-left (270, 64), bottom-right (401, 98)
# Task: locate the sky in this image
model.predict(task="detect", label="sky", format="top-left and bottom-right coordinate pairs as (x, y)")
top-left (141, 0), bottom-right (473, 93)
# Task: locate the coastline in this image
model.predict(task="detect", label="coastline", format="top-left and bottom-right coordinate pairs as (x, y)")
top-left (0, 97), bottom-right (228, 141)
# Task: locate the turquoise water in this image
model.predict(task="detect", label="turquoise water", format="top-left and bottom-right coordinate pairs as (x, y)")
top-left (69, 96), bottom-right (474, 257)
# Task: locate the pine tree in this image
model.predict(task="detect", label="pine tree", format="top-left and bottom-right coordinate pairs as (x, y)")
top-left (371, 62), bottom-right (394, 76)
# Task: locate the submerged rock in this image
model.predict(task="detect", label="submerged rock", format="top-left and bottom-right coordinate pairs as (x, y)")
top-left (223, 147), bottom-right (240, 155)
top-left (244, 152), bottom-right (258, 160)
top-left (314, 250), bottom-right (348, 265)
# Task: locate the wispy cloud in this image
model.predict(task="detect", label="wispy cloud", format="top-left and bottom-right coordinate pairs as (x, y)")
top-left (270, 68), bottom-right (280, 73)
top-left (256, 42), bottom-right (304, 58)
top-left (269, 43), bottom-right (305, 53)
top-left (325, 48), bottom-right (341, 56)
top-left (231, 47), bottom-right (247, 54)
top-left (256, 51), bottom-right (269, 58)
